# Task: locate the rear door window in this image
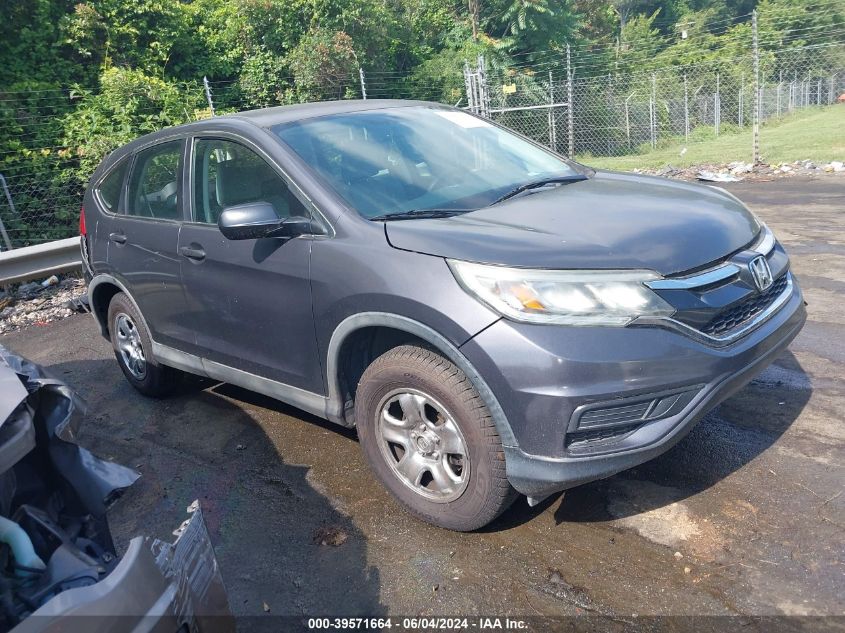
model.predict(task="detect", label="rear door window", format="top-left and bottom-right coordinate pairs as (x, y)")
top-left (126, 140), bottom-right (184, 220)
top-left (96, 158), bottom-right (129, 212)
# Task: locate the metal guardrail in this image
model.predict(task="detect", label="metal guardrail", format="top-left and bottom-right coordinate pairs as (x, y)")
top-left (0, 238), bottom-right (82, 285)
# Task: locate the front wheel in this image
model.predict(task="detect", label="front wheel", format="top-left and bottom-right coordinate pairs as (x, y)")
top-left (355, 345), bottom-right (516, 531)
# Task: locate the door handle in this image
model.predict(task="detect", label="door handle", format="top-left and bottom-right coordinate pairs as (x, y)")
top-left (179, 245), bottom-right (206, 261)
top-left (109, 232), bottom-right (127, 244)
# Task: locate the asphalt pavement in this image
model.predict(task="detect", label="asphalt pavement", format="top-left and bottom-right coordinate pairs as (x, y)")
top-left (2, 176), bottom-right (843, 624)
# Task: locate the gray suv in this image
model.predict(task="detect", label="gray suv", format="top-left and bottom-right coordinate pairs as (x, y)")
top-left (81, 100), bottom-right (806, 531)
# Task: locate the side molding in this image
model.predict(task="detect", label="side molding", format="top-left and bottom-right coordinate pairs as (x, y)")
top-left (152, 342), bottom-right (330, 420)
top-left (324, 312), bottom-right (517, 447)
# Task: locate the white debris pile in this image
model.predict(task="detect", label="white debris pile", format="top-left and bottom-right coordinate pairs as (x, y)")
top-left (633, 159), bottom-right (845, 181)
top-left (696, 170), bottom-right (742, 183)
top-left (0, 275), bottom-right (88, 335)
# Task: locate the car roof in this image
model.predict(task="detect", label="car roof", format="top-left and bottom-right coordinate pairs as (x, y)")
top-left (228, 98), bottom-right (434, 126)
top-left (114, 99), bottom-right (436, 155)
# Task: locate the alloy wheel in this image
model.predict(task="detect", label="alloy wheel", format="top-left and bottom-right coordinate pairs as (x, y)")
top-left (114, 313), bottom-right (147, 380)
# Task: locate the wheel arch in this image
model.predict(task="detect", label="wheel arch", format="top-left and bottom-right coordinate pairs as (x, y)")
top-left (88, 274), bottom-right (144, 340)
top-left (325, 312), bottom-right (517, 447)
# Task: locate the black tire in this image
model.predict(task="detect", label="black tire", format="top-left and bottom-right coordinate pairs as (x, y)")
top-left (355, 345), bottom-right (517, 531)
top-left (107, 292), bottom-right (183, 398)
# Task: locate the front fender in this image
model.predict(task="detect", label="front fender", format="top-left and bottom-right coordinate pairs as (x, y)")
top-left (324, 312), bottom-right (516, 448)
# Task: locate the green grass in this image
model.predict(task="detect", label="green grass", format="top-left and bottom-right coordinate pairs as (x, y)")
top-left (578, 105), bottom-right (845, 171)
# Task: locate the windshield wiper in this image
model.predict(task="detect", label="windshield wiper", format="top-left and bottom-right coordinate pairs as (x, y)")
top-left (369, 208), bottom-right (470, 221)
top-left (490, 174), bottom-right (588, 206)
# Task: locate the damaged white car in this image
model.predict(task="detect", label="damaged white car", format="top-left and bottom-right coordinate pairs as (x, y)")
top-left (0, 346), bottom-right (232, 633)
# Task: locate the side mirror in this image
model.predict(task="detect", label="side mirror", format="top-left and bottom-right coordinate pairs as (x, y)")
top-left (218, 202), bottom-right (318, 240)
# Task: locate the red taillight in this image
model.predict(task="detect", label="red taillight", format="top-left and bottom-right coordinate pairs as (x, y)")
top-left (79, 206), bottom-right (86, 236)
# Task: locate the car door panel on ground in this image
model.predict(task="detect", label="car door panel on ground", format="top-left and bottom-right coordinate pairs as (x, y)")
top-left (178, 137), bottom-right (323, 393)
top-left (97, 139), bottom-right (193, 350)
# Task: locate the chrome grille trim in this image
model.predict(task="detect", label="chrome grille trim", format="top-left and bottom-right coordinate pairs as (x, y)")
top-left (645, 226), bottom-right (774, 292)
top-left (645, 263), bottom-right (739, 290)
top-left (632, 273), bottom-right (794, 347)
top-left (752, 224), bottom-right (776, 256)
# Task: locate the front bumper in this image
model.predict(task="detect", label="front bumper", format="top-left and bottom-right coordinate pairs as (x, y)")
top-left (460, 275), bottom-right (806, 498)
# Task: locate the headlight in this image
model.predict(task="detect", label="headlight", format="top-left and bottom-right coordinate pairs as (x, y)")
top-left (448, 260), bottom-right (676, 326)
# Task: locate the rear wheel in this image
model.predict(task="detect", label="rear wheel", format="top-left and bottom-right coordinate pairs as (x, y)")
top-left (107, 292), bottom-right (184, 397)
top-left (356, 345), bottom-right (516, 531)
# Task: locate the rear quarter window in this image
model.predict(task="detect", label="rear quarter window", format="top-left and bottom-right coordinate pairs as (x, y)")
top-left (96, 158), bottom-right (129, 212)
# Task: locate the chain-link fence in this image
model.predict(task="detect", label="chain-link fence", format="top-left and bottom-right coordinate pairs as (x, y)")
top-left (1, 17), bottom-right (843, 249)
top-left (469, 41), bottom-right (845, 161)
top-left (0, 78), bottom-right (215, 249)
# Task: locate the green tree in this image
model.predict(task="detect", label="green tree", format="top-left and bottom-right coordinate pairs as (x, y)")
top-left (286, 29), bottom-right (361, 102)
top-left (62, 67), bottom-right (202, 179)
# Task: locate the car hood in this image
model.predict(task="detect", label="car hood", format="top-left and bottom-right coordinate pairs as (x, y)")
top-left (385, 170), bottom-right (760, 275)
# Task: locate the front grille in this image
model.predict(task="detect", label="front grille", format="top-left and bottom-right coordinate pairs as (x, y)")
top-left (700, 274), bottom-right (788, 336)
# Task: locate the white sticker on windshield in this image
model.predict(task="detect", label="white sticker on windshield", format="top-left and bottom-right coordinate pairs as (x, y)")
top-left (433, 110), bottom-right (493, 128)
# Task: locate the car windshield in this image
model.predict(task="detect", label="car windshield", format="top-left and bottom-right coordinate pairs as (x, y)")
top-left (272, 106), bottom-right (582, 219)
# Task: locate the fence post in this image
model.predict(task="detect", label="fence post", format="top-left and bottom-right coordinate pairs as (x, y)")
top-left (684, 74), bottom-right (689, 142)
top-left (790, 73), bottom-right (795, 111)
top-left (625, 92), bottom-right (634, 150)
top-left (203, 76), bottom-right (216, 116)
top-left (606, 74), bottom-right (612, 155)
top-left (807, 71), bottom-right (811, 106)
top-left (739, 73), bottom-right (744, 127)
top-left (566, 42), bottom-right (575, 158)
top-left (714, 73), bottom-right (720, 136)
top-left (0, 174), bottom-right (16, 251)
top-left (650, 73), bottom-right (656, 149)
top-left (359, 68), bottom-right (367, 100)
top-left (567, 43), bottom-right (574, 158)
top-left (752, 9), bottom-right (760, 164)
top-left (484, 55), bottom-right (493, 117)
top-left (548, 71), bottom-right (557, 151)
top-left (463, 61), bottom-right (475, 113)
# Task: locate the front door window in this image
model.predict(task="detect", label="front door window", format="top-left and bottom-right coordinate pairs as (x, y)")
top-left (192, 139), bottom-right (306, 224)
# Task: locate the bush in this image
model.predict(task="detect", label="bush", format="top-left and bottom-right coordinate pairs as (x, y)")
top-left (62, 67), bottom-right (203, 181)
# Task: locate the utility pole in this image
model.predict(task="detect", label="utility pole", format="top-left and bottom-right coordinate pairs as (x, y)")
top-left (203, 76), bottom-right (216, 116)
top-left (566, 43), bottom-right (574, 158)
top-left (359, 67), bottom-right (367, 100)
top-left (752, 9), bottom-right (760, 164)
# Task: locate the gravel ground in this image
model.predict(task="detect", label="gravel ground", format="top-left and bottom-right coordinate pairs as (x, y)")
top-left (1, 176), bottom-right (843, 629)
top-left (0, 275), bottom-right (87, 335)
